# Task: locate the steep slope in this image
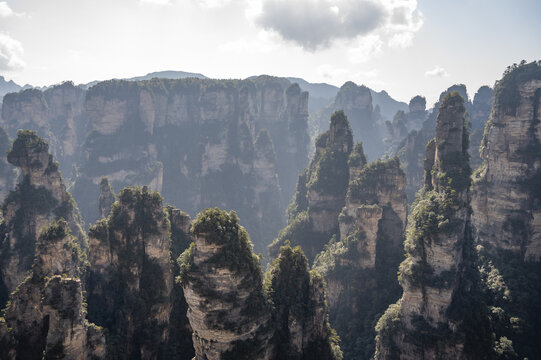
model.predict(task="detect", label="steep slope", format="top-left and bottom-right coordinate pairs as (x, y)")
top-left (314, 155), bottom-right (407, 359)
top-left (0, 220), bottom-right (105, 359)
top-left (0, 130), bottom-right (85, 307)
top-left (270, 111), bottom-right (353, 262)
top-left (375, 92), bottom-right (492, 359)
top-left (472, 60), bottom-right (541, 358)
top-left (87, 186), bottom-right (194, 359)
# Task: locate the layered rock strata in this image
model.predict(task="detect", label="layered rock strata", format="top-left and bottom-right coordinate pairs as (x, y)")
top-left (472, 61), bottom-right (541, 359)
top-left (179, 208), bottom-right (341, 360)
top-left (0, 130), bottom-right (85, 306)
top-left (0, 220), bottom-right (105, 359)
top-left (375, 92), bottom-right (491, 359)
top-left (178, 208), bottom-right (272, 360)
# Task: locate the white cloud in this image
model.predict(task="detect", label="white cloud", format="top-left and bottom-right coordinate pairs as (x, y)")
top-left (140, 0), bottom-right (171, 5)
top-left (196, 0), bottom-right (235, 8)
top-left (0, 32), bottom-right (25, 71)
top-left (348, 34), bottom-right (383, 63)
top-left (253, 0), bottom-right (423, 51)
top-left (425, 65), bottom-right (449, 77)
top-left (0, 1), bottom-right (23, 17)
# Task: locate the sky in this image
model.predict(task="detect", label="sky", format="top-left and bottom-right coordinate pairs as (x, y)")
top-left (0, 0), bottom-right (540, 105)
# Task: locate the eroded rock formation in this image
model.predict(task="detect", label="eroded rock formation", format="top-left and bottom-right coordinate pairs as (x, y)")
top-left (179, 208), bottom-right (341, 360)
top-left (0, 126), bottom-right (17, 202)
top-left (0, 220), bottom-right (105, 359)
top-left (1, 82), bottom-right (86, 175)
top-left (313, 155), bottom-right (407, 359)
top-left (472, 61), bottom-right (541, 359)
top-left (98, 177), bottom-right (115, 219)
top-left (71, 76), bottom-right (308, 253)
top-left (375, 92), bottom-right (491, 359)
top-left (0, 130), bottom-right (85, 306)
top-left (270, 111), bottom-right (353, 261)
top-left (87, 186), bottom-right (193, 359)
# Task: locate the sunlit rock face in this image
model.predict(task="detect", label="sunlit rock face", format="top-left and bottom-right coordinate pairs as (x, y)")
top-left (375, 92), bottom-right (492, 360)
top-left (473, 76), bottom-right (541, 260)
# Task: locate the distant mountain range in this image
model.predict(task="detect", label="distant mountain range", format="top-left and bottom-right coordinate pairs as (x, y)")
top-left (1, 70), bottom-right (407, 120)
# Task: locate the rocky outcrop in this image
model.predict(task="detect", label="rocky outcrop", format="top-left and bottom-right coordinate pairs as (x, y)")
top-left (473, 66), bottom-right (541, 259)
top-left (469, 86), bottom-right (493, 170)
top-left (1, 82), bottom-right (86, 175)
top-left (0, 126), bottom-right (17, 202)
top-left (98, 177), bottom-right (115, 219)
top-left (87, 186), bottom-right (193, 359)
top-left (375, 92), bottom-right (491, 359)
top-left (0, 130), bottom-right (85, 307)
top-left (71, 76), bottom-right (307, 253)
top-left (178, 208), bottom-right (340, 360)
top-left (270, 111), bottom-right (353, 261)
top-left (268, 244), bottom-right (341, 360)
top-left (314, 82), bottom-right (384, 160)
top-left (313, 155), bottom-right (407, 359)
top-left (472, 61), bottom-right (541, 359)
top-left (178, 208), bottom-right (271, 360)
top-left (0, 220), bottom-right (105, 360)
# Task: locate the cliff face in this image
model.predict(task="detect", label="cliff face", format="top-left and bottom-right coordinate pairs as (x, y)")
top-left (396, 85), bottom-right (489, 203)
top-left (0, 126), bottom-right (17, 202)
top-left (375, 92), bottom-right (491, 360)
top-left (472, 61), bottom-right (541, 359)
top-left (71, 76), bottom-right (308, 253)
top-left (473, 67), bottom-right (541, 259)
top-left (314, 82), bottom-right (384, 160)
top-left (384, 96), bottom-right (427, 155)
top-left (0, 130), bottom-right (85, 306)
top-left (178, 208), bottom-right (271, 360)
top-left (87, 186), bottom-right (193, 359)
top-left (98, 177), bottom-right (115, 219)
top-left (1, 82), bottom-right (86, 175)
top-left (270, 111), bottom-right (353, 262)
top-left (313, 155), bottom-right (407, 359)
top-left (179, 208), bottom-right (340, 360)
top-left (0, 220), bottom-right (105, 360)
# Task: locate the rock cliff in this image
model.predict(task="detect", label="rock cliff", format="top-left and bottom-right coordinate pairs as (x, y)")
top-left (375, 92), bottom-right (491, 359)
top-left (179, 207), bottom-right (341, 360)
top-left (0, 220), bottom-right (105, 359)
top-left (87, 186), bottom-right (194, 359)
top-left (98, 177), bottom-right (115, 219)
top-left (178, 208), bottom-right (272, 360)
top-left (313, 155), bottom-right (407, 359)
top-left (0, 126), bottom-right (17, 202)
top-left (1, 82), bottom-right (86, 175)
top-left (313, 82), bottom-right (384, 160)
top-left (71, 76), bottom-right (308, 253)
top-left (0, 130), bottom-right (85, 307)
top-left (270, 111), bottom-right (353, 262)
top-left (472, 61), bottom-right (541, 358)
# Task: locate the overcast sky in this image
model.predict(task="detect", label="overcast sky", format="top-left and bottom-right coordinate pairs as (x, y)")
top-left (0, 0), bottom-right (539, 104)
